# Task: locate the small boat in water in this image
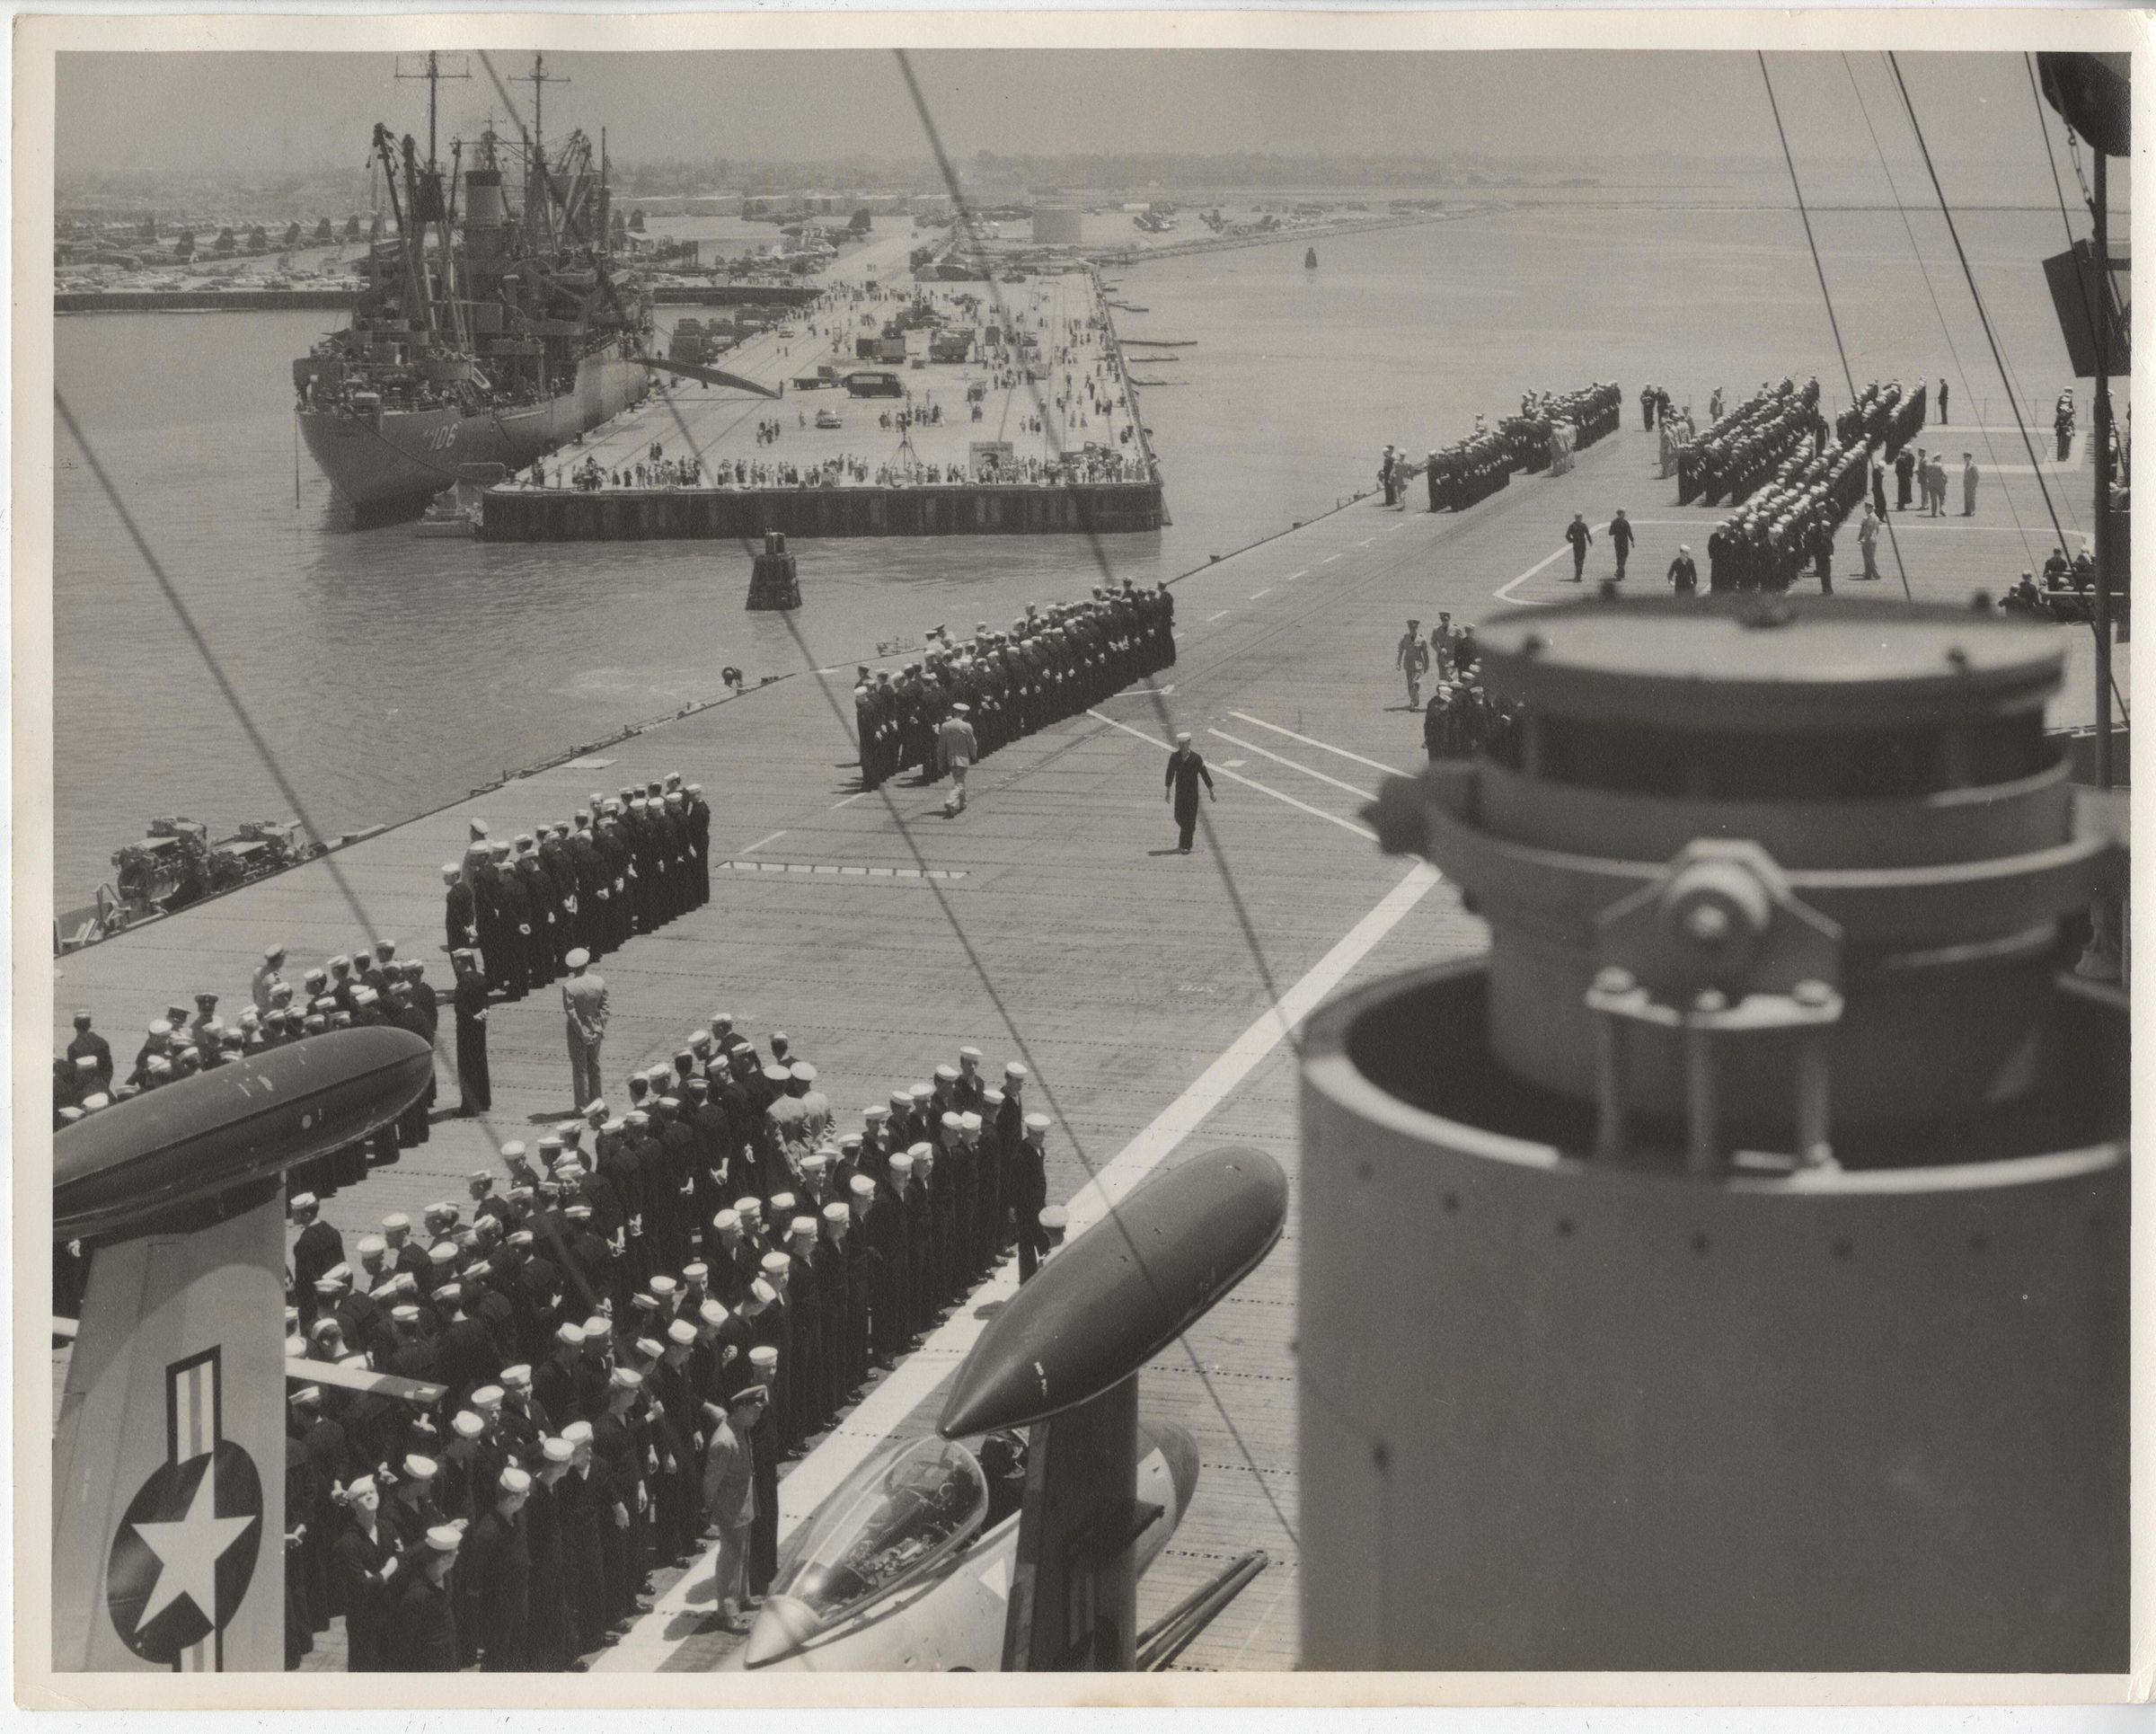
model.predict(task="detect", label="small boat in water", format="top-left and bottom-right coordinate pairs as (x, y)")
top-left (413, 489), bottom-right (477, 538)
top-left (1305, 247), bottom-right (1318, 270)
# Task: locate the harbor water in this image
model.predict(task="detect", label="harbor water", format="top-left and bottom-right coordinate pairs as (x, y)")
top-left (55, 203), bottom-right (2082, 904)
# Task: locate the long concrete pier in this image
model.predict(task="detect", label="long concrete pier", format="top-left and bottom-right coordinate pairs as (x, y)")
top-left (48, 407), bottom-right (2121, 1684)
top-left (481, 250), bottom-right (1164, 541)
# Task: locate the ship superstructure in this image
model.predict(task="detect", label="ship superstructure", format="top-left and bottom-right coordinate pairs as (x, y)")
top-left (292, 54), bottom-right (653, 523)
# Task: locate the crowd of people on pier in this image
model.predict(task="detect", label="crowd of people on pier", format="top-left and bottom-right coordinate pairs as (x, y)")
top-left (856, 580), bottom-right (1178, 792)
top-left (278, 1027), bottom-right (1065, 1669)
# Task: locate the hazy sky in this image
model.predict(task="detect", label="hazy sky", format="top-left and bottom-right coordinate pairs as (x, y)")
top-left (57, 49), bottom-right (2107, 203)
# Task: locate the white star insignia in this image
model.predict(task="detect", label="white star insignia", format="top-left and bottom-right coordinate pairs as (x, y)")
top-left (129, 1466), bottom-right (256, 1634)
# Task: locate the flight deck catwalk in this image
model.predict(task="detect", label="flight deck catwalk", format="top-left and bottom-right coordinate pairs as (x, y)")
top-left (1298, 597), bottom-right (2128, 1673)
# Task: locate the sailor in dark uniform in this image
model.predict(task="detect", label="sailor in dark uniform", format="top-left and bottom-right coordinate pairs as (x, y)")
top-left (468, 1467), bottom-right (534, 1670)
top-left (390, 1525), bottom-right (465, 1670)
top-left (451, 950), bottom-right (491, 1115)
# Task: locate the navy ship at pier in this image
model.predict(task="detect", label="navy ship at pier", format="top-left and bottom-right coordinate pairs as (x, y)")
top-left (292, 58), bottom-right (652, 526)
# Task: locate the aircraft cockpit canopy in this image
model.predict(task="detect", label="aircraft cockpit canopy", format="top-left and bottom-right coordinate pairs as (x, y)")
top-left (777, 1436), bottom-right (990, 1629)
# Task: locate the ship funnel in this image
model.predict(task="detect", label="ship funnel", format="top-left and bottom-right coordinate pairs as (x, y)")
top-left (464, 169), bottom-right (505, 230)
top-left (1302, 595), bottom-right (2126, 1673)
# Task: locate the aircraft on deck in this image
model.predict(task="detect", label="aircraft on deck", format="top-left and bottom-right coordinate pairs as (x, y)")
top-left (731, 1144), bottom-right (1286, 1673)
top-left (51, 1027), bottom-right (433, 1673)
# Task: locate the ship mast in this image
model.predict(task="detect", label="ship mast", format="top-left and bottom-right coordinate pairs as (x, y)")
top-left (516, 53), bottom-right (568, 251)
top-left (397, 49), bottom-right (471, 172)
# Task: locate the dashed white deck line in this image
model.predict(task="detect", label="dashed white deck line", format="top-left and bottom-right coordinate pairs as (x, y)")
top-left (1287, 571), bottom-right (1309, 582)
top-left (828, 792), bottom-right (867, 809)
top-left (1226, 712), bottom-right (1402, 775)
top-left (1493, 544), bottom-right (1573, 606)
top-left (1250, 588), bottom-right (1271, 599)
top-left (1207, 729), bottom-right (1374, 801)
top-left (1356, 537), bottom-right (1375, 547)
top-left (740, 829), bottom-right (790, 854)
top-left (1089, 710), bottom-right (1376, 842)
top-left (597, 846), bottom-right (1445, 1671)
top-left (1206, 610), bottom-right (1230, 623)
top-left (1322, 553), bottom-right (1342, 564)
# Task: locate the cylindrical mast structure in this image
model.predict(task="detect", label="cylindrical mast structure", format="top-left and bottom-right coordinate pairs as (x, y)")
top-left (1301, 595), bottom-right (2128, 1673)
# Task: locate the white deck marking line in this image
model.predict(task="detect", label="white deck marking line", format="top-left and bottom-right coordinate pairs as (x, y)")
top-left (1208, 729), bottom-right (1373, 800)
top-left (1493, 544), bottom-right (1573, 606)
top-left (1322, 553), bottom-right (1343, 563)
top-left (1226, 711), bottom-right (1401, 774)
top-left (741, 829), bottom-right (789, 854)
top-left (829, 792), bottom-right (867, 809)
top-left (1287, 570), bottom-right (1309, 581)
top-left (1206, 610), bottom-right (1230, 622)
top-left (1089, 711), bottom-right (1377, 840)
top-left (1356, 536), bottom-right (1375, 546)
top-left (1250, 588), bottom-right (1271, 598)
top-left (599, 850), bottom-right (1444, 1669)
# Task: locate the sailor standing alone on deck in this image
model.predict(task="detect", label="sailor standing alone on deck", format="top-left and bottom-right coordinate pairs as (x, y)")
top-left (938, 703), bottom-right (978, 817)
top-left (1396, 618), bottom-right (1430, 711)
top-left (561, 950), bottom-right (608, 1111)
top-left (1165, 732), bottom-right (1217, 854)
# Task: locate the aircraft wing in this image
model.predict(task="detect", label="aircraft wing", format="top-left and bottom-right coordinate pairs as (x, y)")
top-left (635, 355), bottom-right (782, 399)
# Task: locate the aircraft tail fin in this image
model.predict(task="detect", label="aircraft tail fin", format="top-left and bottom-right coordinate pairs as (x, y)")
top-left (53, 1190), bottom-right (287, 1672)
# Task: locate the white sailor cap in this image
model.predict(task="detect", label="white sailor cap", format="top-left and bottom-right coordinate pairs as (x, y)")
top-left (850, 1174), bottom-right (876, 1198)
top-left (1004, 1061), bottom-right (1029, 1080)
top-left (823, 1202), bottom-right (850, 1224)
top-left (666, 1320), bottom-right (696, 1346)
top-left (934, 1064), bottom-right (960, 1084)
top-left (1025, 1112), bottom-right (1053, 1132)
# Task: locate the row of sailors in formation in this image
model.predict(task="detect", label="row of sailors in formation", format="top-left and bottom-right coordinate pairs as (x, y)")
top-left (283, 1056), bottom-right (1059, 1668)
top-left (1833, 377), bottom-right (1928, 456)
top-left (1702, 435), bottom-right (1872, 593)
top-left (287, 1044), bottom-right (1056, 1431)
top-left (1516, 381), bottom-right (1624, 451)
top-left (443, 776), bottom-right (714, 995)
top-left (1398, 382), bottom-right (1624, 513)
top-left (1676, 377), bottom-right (1827, 508)
top-left (51, 941), bottom-right (442, 1139)
top-left (854, 584), bottom-right (1178, 791)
